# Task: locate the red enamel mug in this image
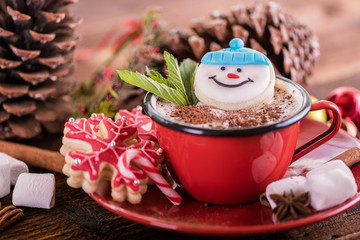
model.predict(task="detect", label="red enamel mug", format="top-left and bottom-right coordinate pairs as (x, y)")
top-left (144, 76), bottom-right (342, 205)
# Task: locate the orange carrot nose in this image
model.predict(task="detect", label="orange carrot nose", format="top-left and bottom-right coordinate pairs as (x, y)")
top-left (227, 73), bottom-right (240, 79)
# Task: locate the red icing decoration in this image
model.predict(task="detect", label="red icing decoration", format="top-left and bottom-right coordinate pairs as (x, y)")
top-left (69, 139), bottom-right (161, 191)
top-left (64, 114), bottom-right (137, 151)
top-left (227, 73), bottom-right (240, 79)
top-left (87, 113), bottom-right (106, 132)
top-left (117, 108), bottom-right (157, 141)
top-left (65, 114), bottom-right (163, 192)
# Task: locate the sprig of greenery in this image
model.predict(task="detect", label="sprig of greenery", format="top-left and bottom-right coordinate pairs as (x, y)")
top-left (70, 8), bottom-right (168, 118)
top-left (179, 59), bottom-right (198, 105)
top-left (117, 51), bottom-right (199, 106)
top-left (115, 70), bottom-right (188, 106)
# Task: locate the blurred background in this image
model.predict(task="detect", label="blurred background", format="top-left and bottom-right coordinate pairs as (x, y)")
top-left (1, 0), bottom-right (360, 140)
top-left (72, 0), bottom-right (360, 96)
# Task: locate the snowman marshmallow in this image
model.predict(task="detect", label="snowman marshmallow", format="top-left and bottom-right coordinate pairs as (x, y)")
top-left (194, 38), bottom-right (275, 110)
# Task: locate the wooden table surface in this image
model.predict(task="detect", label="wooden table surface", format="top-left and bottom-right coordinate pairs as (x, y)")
top-left (1, 0), bottom-right (360, 239)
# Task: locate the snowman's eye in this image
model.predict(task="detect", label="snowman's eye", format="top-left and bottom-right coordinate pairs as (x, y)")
top-left (237, 68), bottom-right (242, 72)
top-left (220, 66), bottom-right (226, 71)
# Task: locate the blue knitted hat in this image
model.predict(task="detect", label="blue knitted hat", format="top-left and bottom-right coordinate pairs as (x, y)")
top-left (201, 38), bottom-right (270, 66)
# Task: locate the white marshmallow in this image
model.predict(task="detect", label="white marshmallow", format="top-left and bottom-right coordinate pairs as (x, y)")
top-left (283, 157), bottom-right (330, 178)
top-left (306, 160), bottom-right (357, 211)
top-left (12, 173), bottom-right (55, 209)
top-left (265, 176), bottom-right (308, 209)
top-left (0, 157), bottom-right (10, 198)
top-left (0, 153), bottom-right (29, 185)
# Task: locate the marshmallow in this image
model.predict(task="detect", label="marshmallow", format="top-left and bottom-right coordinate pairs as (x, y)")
top-left (306, 160), bottom-right (357, 211)
top-left (0, 157), bottom-right (10, 198)
top-left (12, 173), bottom-right (55, 209)
top-left (0, 153), bottom-right (29, 185)
top-left (283, 157), bottom-right (330, 178)
top-left (265, 176), bottom-right (308, 209)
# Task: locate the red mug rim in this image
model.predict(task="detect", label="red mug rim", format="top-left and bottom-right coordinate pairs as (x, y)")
top-left (144, 75), bottom-right (312, 137)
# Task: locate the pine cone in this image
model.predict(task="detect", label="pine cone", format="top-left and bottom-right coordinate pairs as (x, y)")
top-left (0, 0), bottom-right (80, 139)
top-left (165, 1), bottom-right (320, 85)
top-left (131, 44), bottom-right (165, 75)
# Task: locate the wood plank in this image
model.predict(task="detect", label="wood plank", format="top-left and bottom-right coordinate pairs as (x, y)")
top-left (1, 169), bottom-right (360, 239)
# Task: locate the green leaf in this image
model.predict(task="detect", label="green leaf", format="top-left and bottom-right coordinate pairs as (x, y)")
top-left (145, 66), bottom-right (175, 88)
top-left (179, 59), bottom-right (198, 105)
top-left (117, 70), bottom-right (187, 106)
top-left (145, 66), bottom-right (166, 81)
top-left (164, 51), bottom-right (189, 105)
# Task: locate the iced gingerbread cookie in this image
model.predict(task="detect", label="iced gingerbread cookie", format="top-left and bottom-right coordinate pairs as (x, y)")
top-left (60, 112), bottom-right (182, 205)
top-left (115, 106), bottom-right (157, 141)
top-left (60, 113), bottom-right (137, 156)
top-left (194, 38), bottom-right (275, 110)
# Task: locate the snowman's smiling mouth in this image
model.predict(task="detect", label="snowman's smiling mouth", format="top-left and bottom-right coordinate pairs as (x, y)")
top-left (208, 75), bottom-right (254, 88)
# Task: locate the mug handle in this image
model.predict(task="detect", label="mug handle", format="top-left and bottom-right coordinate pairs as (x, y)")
top-left (292, 100), bottom-right (342, 161)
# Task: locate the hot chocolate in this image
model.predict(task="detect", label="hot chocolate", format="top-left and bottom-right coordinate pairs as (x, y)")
top-left (151, 38), bottom-right (303, 129)
top-left (154, 79), bottom-right (302, 129)
top-left (119, 38), bottom-right (340, 205)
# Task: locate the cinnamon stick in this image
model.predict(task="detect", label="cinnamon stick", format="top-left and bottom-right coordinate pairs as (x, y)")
top-left (299, 147), bottom-right (360, 176)
top-left (330, 147), bottom-right (360, 168)
top-left (0, 140), bottom-right (64, 173)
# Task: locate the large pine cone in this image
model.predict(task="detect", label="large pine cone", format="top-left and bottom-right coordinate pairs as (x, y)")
top-left (0, 0), bottom-right (80, 139)
top-left (165, 1), bottom-right (320, 85)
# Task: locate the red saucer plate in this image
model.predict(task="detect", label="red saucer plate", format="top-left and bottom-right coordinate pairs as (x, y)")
top-left (89, 118), bottom-right (360, 236)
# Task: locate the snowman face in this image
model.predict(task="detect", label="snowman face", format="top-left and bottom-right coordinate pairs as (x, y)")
top-left (194, 63), bottom-right (271, 104)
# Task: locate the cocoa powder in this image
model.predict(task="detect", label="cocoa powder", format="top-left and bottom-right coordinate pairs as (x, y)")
top-left (158, 88), bottom-right (298, 128)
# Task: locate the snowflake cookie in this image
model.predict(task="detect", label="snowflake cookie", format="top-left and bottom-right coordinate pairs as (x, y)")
top-left (60, 110), bottom-right (182, 205)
